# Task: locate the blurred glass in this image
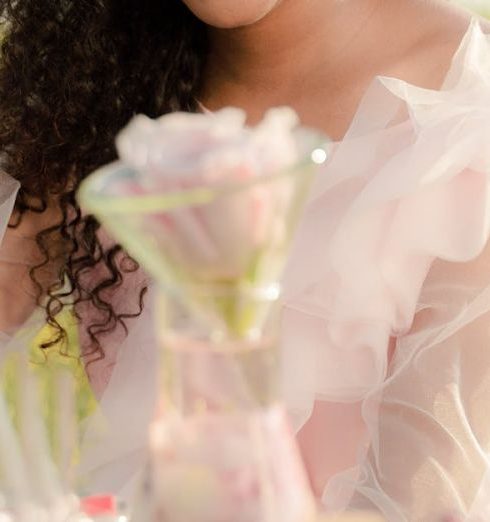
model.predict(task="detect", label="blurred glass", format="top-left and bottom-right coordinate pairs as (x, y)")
top-left (79, 126), bottom-right (330, 522)
top-left (317, 513), bottom-right (385, 522)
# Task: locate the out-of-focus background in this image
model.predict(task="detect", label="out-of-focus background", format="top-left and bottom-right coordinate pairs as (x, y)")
top-left (452, 0), bottom-right (490, 17)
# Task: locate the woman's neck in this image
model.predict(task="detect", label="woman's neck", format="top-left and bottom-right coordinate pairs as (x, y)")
top-left (199, 0), bottom-right (473, 139)
top-left (200, 0), bottom-right (387, 121)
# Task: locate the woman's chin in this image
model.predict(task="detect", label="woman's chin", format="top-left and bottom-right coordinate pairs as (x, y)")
top-left (182, 0), bottom-right (282, 29)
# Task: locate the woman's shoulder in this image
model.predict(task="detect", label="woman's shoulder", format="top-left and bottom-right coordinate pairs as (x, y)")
top-left (384, 1), bottom-right (490, 90)
top-left (417, 1), bottom-right (490, 61)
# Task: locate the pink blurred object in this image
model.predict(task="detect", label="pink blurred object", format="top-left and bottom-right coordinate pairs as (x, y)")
top-left (115, 108), bottom-right (299, 186)
top-left (80, 495), bottom-right (117, 517)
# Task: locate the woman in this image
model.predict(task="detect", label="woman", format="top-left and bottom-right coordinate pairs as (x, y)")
top-left (1, 0), bottom-right (490, 519)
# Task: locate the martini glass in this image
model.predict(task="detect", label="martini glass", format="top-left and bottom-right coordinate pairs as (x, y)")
top-left (79, 127), bottom-right (329, 522)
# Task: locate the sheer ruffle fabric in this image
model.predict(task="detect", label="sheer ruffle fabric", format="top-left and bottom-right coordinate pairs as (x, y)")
top-left (0, 171), bottom-right (18, 244)
top-left (282, 20), bottom-right (490, 519)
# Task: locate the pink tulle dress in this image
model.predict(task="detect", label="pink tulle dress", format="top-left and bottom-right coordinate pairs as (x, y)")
top-left (1, 18), bottom-right (490, 522)
top-left (282, 19), bottom-right (490, 520)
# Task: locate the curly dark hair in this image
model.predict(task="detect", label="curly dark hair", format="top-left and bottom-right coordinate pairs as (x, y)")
top-left (0, 0), bottom-right (207, 361)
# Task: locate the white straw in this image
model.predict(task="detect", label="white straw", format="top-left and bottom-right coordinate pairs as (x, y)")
top-left (16, 355), bottom-right (63, 507)
top-left (0, 380), bottom-right (30, 505)
top-left (55, 370), bottom-right (77, 492)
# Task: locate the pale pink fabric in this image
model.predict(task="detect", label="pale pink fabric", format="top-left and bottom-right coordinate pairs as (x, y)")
top-left (282, 20), bottom-right (490, 520)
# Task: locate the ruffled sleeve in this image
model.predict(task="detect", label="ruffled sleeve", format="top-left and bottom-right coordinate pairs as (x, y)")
top-left (281, 20), bottom-right (490, 519)
top-left (0, 171), bottom-right (19, 250)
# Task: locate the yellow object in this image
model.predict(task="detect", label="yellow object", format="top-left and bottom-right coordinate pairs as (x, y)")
top-left (1, 308), bottom-right (98, 461)
top-left (30, 307), bottom-right (98, 430)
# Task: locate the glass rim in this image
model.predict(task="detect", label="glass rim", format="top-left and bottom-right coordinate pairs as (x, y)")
top-left (77, 133), bottom-right (329, 216)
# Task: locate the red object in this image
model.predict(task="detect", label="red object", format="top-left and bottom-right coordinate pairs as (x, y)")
top-left (80, 495), bottom-right (117, 516)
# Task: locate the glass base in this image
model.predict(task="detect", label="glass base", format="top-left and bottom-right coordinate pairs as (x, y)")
top-left (136, 405), bottom-right (316, 522)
